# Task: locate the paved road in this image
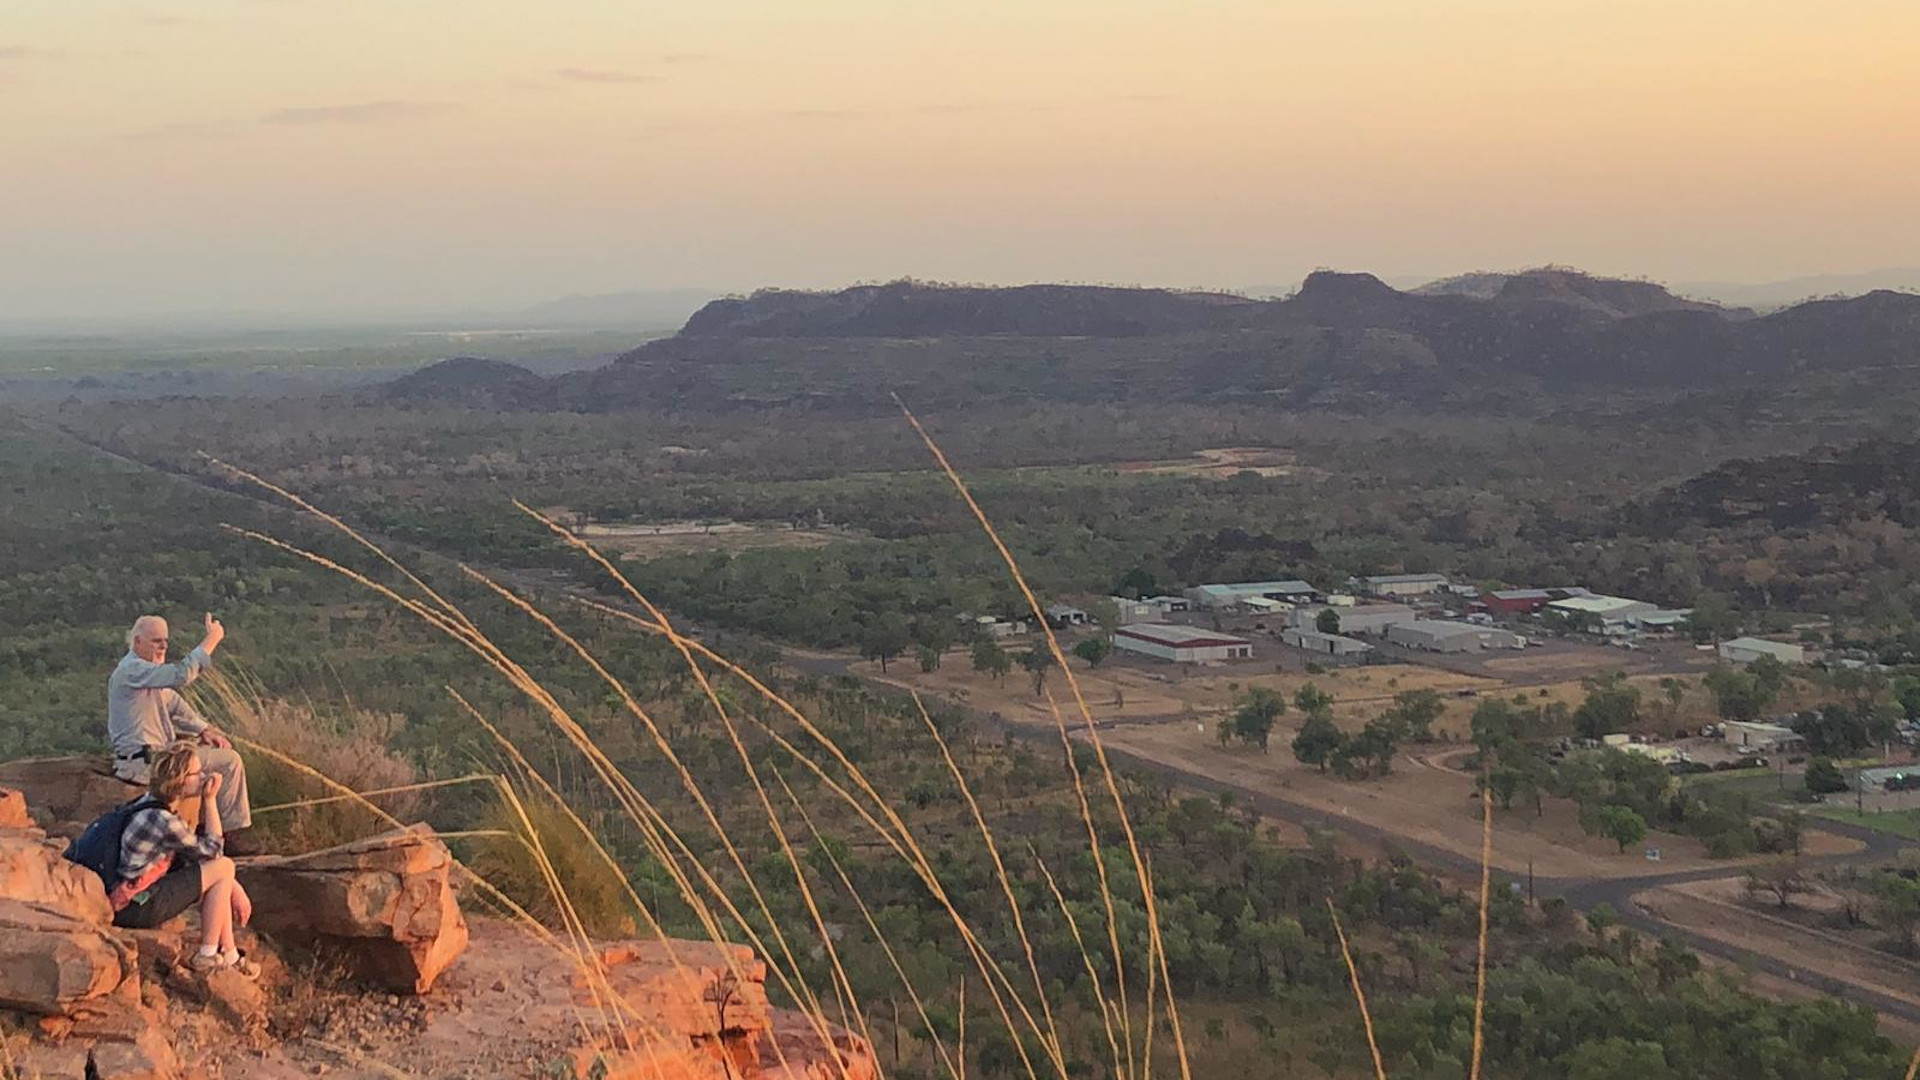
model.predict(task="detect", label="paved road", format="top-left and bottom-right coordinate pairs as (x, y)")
top-left (46, 425), bottom-right (1920, 1026)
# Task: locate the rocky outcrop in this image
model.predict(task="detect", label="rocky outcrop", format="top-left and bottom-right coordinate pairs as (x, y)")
top-left (571, 939), bottom-right (877, 1080)
top-left (0, 785), bottom-right (29, 829)
top-left (237, 824), bottom-right (468, 993)
top-left (0, 831), bottom-right (113, 924)
top-left (0, 756), bottom-right (144, 839)
top-left (0, 898), bottom-right (138, 1016)
top-left (0, 828), bottom-right (133, 1020)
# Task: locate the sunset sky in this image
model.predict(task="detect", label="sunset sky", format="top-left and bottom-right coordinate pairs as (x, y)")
top-left (6, 0), bottom-right (1918, 318)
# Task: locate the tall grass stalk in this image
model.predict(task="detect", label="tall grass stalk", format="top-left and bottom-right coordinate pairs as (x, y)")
top-left (896, 397), bottom-right (1191, 1078)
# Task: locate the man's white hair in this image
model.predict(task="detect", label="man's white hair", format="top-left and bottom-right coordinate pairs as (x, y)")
top-left (127, 614), bottom-right (166, 649)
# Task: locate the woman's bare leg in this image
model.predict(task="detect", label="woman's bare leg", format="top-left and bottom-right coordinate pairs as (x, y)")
top-left (198, 857), bottom-right (238, 954)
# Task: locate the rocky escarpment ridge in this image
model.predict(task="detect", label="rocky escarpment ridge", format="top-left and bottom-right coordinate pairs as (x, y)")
top-left (0, 759), bottom-right (877, 1079)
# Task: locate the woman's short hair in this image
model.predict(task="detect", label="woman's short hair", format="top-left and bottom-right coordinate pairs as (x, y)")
top-left (148, 743), bottom-right (202, 806)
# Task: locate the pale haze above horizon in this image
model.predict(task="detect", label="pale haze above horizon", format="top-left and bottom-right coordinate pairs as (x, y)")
top-left (6, 0), bottom-right (1918, 320)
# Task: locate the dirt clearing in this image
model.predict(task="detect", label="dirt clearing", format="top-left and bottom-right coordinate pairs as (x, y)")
top-left (564, 518), bottom-right (870, 559)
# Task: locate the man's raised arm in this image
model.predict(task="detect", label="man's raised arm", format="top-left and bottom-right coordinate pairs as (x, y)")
top-left (116, 613), bottom-right (224, 690)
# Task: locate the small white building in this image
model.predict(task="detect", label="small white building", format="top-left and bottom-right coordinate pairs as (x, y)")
top-left (1113, 624), bottom-right (1253, 664)
top-left (1718, 637), bottom-right (1806, 665)
top-left (1288, 603), bottom-right (1416, 636)
top-left (1110, 596), bottom-right (1165, 624)
top-left (1359, 573), bottom-right (1451, 597)
top-left (1144, 594), bottom-right (1190, 613)
top-left (1387, 619), bottom-right (1522, 653)
top-left (1045, 604), bottom-right (1089, 628)
top-left (971, 614), bottom-right (1030, 640)
top-left (1281, 628), bottom-right (1374, 658)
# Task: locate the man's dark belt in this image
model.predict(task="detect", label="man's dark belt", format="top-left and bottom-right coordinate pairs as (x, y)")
top-left (115, 746), bottom-right (156, 762)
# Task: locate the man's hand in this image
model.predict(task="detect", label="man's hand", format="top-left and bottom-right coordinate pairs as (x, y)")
top-left (201, 772), bottom-right (224, 801)
top-left (202, 613), bottom-right (226, 654)
top-left (199, 728), bottom-right (232, 750)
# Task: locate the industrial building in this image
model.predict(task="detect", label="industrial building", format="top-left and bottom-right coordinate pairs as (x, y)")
top-left (1358, 573), bottom-right (1451, 597)
top-left (1547, 594), bottom-right (1658, 632)
top-left (968, 614), bottom-right (1032, 640)
top-left (1044, 604), bottom-right (1089, 628)
top-left (1387, 620), bottom-right (1522, 652)
top-left (1858, 766), bottom-right (1920, 793)
top-left (1183, 580), bottom-right (1318, 610)
top-left (1722, 721), bottom-right (1805, 751)
top-left (1113, 624), bottom-right (1253, 663)
top-left (1287, 603), bottom-right (1416, 636)
top-left (1281, 628), bottom-right (1374, 658)
top-left (1718, 637), bottom-right (1807, 665)
top-left (1475, 588), bottom-right (1556, 615)
top-left (1109, 597), bottom-right (1164, 624)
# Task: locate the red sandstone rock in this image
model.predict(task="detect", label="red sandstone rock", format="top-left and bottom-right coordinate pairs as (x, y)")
top-left (0, 832), bottom-right (113, 925)
top-left (0, 756), bottom-right (144, 839)
top-left (0, 786), bottom-right (29, 829)
top-left (568, 938), bottom-right (878, 1080)
top-left (237, 824), bottom-right (468, 993)
top-left (0, 898), bottom-right (138, 1016)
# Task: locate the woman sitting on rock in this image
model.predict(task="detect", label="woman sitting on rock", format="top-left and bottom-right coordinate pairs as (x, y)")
top-left (110, 742), bottom-right (259, 977)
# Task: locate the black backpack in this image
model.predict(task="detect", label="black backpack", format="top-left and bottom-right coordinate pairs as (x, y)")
top-left (64, 795), bottom-right (157, 884)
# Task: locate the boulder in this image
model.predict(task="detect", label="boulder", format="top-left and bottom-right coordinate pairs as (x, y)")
top-left (0, 756), bottom-right (143, 839)
top-left (0, 786), bottom-right (28, 829)
top-left (582, 939), bottom-right (771, 1039)
top-left (755, 1013), bottom-right (880, 1080)
top-left (237, 824), bottom-right (467, 994)
top-left (0, 898), bottom-right (138, 1016)
top-left (86, 1027), bottom-right (183, 1080)
top-left (0, 832), bottom-right (113, 924)
top-left (569, 940), bottom-right (877, 1080)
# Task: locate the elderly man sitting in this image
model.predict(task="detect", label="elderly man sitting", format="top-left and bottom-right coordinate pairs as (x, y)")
top-left (108, 613), bottom-right (260, 856)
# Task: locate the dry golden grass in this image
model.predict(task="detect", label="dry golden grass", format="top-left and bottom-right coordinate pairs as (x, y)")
top-left (203, 407), bottom-right (1515, 1080)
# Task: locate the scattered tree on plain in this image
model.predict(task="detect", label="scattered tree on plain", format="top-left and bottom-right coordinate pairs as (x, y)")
top-left (1292, 712), bottom-right (1344, 772)
top-left (971, 639), bottom-right (1012, 684)
top-left (1071, 637), bottom-right (1112, 668)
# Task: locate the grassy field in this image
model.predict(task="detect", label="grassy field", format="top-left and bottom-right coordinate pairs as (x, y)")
top-left (1812, 806), bottom-right (1920, 840)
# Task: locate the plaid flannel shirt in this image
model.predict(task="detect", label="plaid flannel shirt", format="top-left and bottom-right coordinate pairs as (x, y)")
top-left (113, 804), bottom-right (222, 905)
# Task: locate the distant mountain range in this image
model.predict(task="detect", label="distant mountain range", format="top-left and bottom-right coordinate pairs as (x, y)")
top-left (1672, 268), bottom-right (1920, 311)
top-left (377, 267), bottom-right (1920, 411)
top-left (1413, 267), bottom-right (1746, 319)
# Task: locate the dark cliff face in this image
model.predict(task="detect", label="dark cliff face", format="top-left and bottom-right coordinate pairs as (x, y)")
top-left (376, 277), bottom-right (1920, 412)
top-left (1418, 267), bottom-right (1744, 320)
top-left (678, 281), bottom-right (1266, 339)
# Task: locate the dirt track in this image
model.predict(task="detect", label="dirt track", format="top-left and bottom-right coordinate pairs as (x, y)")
top-left (1634, 879), bottom-right (1920, 1020)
